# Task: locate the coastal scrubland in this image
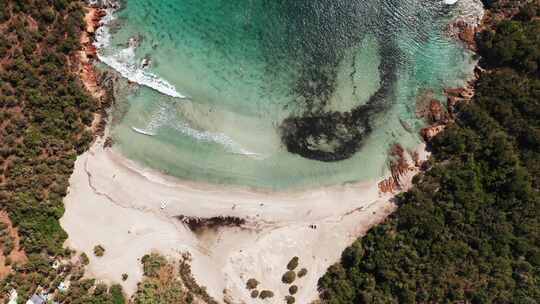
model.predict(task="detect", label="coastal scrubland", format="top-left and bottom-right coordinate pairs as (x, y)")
top-left (0, 0), bottom-right (123, 302)
top-left (318, 1), bottom-right (540, 303)
top-left (0, 2), bottom-right (214, 303)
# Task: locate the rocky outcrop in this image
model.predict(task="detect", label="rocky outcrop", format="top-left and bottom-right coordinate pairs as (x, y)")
top-left (378, 144), bottom-right (421, 194)
top-left (420, 124), bottom-right (446, 142)
top-left (86, 8), bottom-right (106, 34)
top-left (444, 87), bottom-right (474, 99)
top-left (79, 6), bottom-right (119, 138)
top-left (429, 99), bottom-right (446, 123)
top-left (445, 0), bottom-right (485, 51)
top-left (417, 83), bottom-right (475, 142)
top-left (447, 19), bottom-right (478, 50)
top-left (445, 85), bottom-right (475, 117)
top-left (419, 98), bottom-right (451, 125)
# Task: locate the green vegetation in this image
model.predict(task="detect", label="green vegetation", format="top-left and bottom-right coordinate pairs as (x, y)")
top-left (80, 252), bottom-right (89, 266)
top-left (246, 278), bottom-right (259, 290)
top-left (0, 1), bottom-right (127, 303)
top-left (285, 295), bottom-right (296, 304)
top-left (141, 252), bottom-right (167, 277)
top-left (289, 285), bottom-right (298, 295)
top-left (298, 267), bottom-right (308, 278)
top-left (318, 2), bottom-right (540, 303)
top-left (110, 284), bottom-right (126, 304)
top-left (259, 290), bottom-right (274, 299)
top-left (93, 245), bottom-right (105, 257)
top-left (282, 270), bottom-right (297, 284)
top-left (133, 253), bottom-right (218, 304)
top-left (250, 290), bottom-right (259, 298)
top-left (56, 280), bottom-right (126, 304)
top-left (133, 265), bottom-right (185, 304)
top-left (178, 253), bottom-right (219, 304)
top-left (287, 256), bottom-right (300, 270)
top-left (478, 13), bottom-right (539, 74)
top-left (0, 221), bottom-right (15, 256)
top-left (0, 0), bottom-right (97, 257)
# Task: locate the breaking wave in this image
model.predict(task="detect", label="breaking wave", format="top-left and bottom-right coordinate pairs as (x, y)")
top-left (140, 104), bottom-right (262, 157)
top-left (93, 4), bottom-right (186, 99)
top-left (93, 1), bottom-right (261, 157)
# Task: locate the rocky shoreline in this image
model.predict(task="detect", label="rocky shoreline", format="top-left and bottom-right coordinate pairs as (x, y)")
top-left (378, 4), bottom-right (485, 194)
top-left (78, 4), bottom-right (118, 138)
top-left (422, 5), bottom-right (485, 141)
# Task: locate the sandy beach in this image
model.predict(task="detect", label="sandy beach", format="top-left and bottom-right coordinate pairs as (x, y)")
top-left (60, 132), bottom-right (426, 303)
top-left (59, 4), bottom-right (435, 303)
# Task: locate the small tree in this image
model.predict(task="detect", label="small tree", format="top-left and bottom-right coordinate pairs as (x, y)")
top-left (141, 253), bottom-right (167, 277)
top-left (121, 273), bottom-right (128, 281)
top-left (80, 252), bottom-right (89, 265)
top-left (93, 245), bottom-right (105, 257)
top-left (298, 268), bottom-right (308, 278)
top-left (2, 237), bottom-right (14, 255)
top-left (110, 284), bottom-right (126, 304)
top-left (246, 278), bottom-right (259, 290)
top-left (250, 290), bottom-right (259, 298)
top-left (259, 290), bottom-right (274, 299)
top-left (287, 256), bottom-right (299, 270)
top-left (282, 270), bottom-right (296, 284)
top-left (289, 285), bottom-right (298, 295)
top-left (285, 295), bottom-right (296, 304)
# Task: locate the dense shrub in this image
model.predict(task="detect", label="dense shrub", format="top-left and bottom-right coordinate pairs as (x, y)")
top-left (141, 253), bottom-right (167, 277)
top-left (319, 3), bottom-right (540, 303)
top-left (282, 270), bottom-right (296, 284)
top-left (246, 278), bottom-right (259, 290)
top-left (478, 17), bottom-right (540, 74)
top-left (285, 295), bottom-right (296, 304)
top-left (259, 290), bottom-right (274, 299)
top-left (93, 245), bottom-right (105, 257)
top-left (287, 256), bottom-right (299, 270)
top-left (289, 285), bottom-right (298, 295)
top-left (297, 268), bottom-right (308, 278)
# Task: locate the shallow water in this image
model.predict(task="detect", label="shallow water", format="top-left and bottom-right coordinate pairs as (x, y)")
top-left (100, 0), bottom-right (479, 189)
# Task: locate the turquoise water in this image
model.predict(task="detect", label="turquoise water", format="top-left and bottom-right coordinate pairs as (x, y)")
top-left (100, 0), bottom-right (477, 189)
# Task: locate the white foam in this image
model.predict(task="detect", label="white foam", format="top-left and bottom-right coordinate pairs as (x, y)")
top-left (173, 123), bottom-right (262, 157)
top-left (149, 104), bottom-right (262, 157)
top-left (443, 0), bottom-right (459, 5)
top-left (451, 0), bottom-right (485, 25)
top-left (131, 126), bottom-right (156, 136)
top-left (93, 4), bottom-right (186, 99)
top-left (93, 2), bottom-right (260, 158)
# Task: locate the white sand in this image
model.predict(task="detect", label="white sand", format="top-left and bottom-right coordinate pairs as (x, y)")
top-left (61, 135), bottom-right (425, 303)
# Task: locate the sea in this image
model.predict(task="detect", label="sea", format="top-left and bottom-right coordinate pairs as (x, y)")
top-left (95, 0), bottom-right (483, 189)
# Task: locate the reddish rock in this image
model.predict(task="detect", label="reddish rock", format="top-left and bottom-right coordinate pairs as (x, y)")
top-left (86, 44), bottom-right (97, 58)
top-left (416, 98), bottom-right (448, 124)
top-left (379, 144), bottom-right (415, 194)
top-left (421, 125), bottom-right (446, 142)
top-left (445, 87), bottom-right (474, 99)
top-left (428, 99), bottom-right (446, 123)
top-left (447, 19), bottom-right (478, 50)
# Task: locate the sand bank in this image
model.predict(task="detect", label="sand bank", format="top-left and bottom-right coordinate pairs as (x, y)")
top-left (60, 132), bottom-right (426, 303)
